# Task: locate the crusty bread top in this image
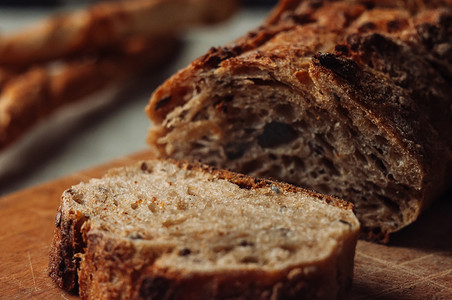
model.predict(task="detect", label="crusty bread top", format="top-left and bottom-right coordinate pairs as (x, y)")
top-left (60, 159), bottom-right (358, 272)
top-left (266, 0), bottom-right (452, 24)
top-left (144, 0), bottom-right (452, 241)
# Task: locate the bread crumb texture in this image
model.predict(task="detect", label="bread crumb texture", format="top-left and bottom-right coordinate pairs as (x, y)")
top-left (52, 160), bottom-right (359, 299)
top-left (67, 160), bottom-right (357, 271)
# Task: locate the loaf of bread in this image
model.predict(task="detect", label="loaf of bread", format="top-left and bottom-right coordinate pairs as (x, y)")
top-left (49, 159), bottom-right (359, 299)
top-left (0, 36), bottom-right (179, 151)
top-left (146, 0), bottom-right (452, 241)
top-left (0, 0), bottom-right (238, 67)
top-left (0, 0), bottom-right (238, 151)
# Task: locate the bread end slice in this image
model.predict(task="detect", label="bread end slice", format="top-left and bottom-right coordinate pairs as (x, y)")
top-left (49, 159), bottom-right (359, 299)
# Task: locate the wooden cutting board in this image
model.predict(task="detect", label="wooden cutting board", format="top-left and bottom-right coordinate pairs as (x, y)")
top-left (1, 150), bottom-right (451, 299)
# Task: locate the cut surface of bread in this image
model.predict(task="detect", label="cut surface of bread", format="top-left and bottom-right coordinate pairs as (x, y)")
top-left (49, 160), bottom-right (359, 299)
top-left (146, 0), bottom-right (452, 241)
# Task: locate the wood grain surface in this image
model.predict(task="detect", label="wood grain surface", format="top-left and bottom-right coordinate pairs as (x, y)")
top-left (1, 150), bottom-right (451, 299)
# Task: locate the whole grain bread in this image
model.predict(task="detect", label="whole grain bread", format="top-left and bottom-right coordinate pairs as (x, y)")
top-left (146, 0), bottom-right (452, 242)
top-left (49, 159), bottom-right (359, 299)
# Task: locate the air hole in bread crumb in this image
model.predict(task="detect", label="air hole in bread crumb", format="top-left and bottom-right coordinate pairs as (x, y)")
top-left (337, 105), bottom-right (350, 119)
top-left (310, 142), bottom-right (325, 156)
top-left (355, 150), bottom-right (367, 164)
top-left (258, 122), bottom-right (297, 148)
top-left (372, 227), bottom-right (382, 235)
top-left (178, 248), bottom-right (191, 256)
top-left (154, 96), bottom-right (171, 111)
top-left (239, 240), bottom-right (254, 247)
top-left (370, 154), bottom-right (388, 175)
top-left (241, 256), bottom-right (259, 264)
top-left (376, 194), bottom-right (400, 214)
top-left (268, 153), bottom-right (277, 160)
top-left (321, 158), bottom-right (340, 176)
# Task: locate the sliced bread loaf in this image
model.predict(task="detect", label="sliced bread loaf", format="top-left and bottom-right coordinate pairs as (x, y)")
top-left (49, 159), bottom-right (359, 299)
top-left (145, 0), bottom-right (452, 241)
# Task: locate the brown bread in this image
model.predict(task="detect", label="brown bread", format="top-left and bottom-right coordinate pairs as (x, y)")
top-left (49, 159), bottom-right (359, 299)
top-left (0, 0), bottom-right (238, 151)
top-left (146, 0), bottom-right (452, 241)
top-left (0, 36), bottom-right (179, 150)
top-left (0, 0), bottom-right (238, 67)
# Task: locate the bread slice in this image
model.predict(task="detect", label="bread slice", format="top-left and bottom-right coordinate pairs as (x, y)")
top-left (49, 159), bottom-right (359, 299)
top-left (145, 0), bottom-right (452, 241)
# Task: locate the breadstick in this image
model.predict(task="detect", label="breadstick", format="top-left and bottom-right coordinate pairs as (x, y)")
top-left (146, 0), bottom-right (452, 241)
top-left (0, 67), bottom-right (20, 91)
top-left (0, 36), bottom-right (179, 150)
top-left (0, 0), bottom-right (237, 66)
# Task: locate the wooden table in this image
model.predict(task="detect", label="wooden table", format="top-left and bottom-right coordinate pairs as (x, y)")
top-left (1, 150), bottom-right (451, 299)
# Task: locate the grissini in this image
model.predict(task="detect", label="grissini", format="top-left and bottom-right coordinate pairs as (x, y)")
top-left (49, 159), bottom-right (359, 299)
top-left (0, 36), bottom-right (179, 151)
top-left (0, 67), bottom-right (19, 91)
top-left (146, 0), bottom-right (452, 242)
top-left (0, 0), bottom-right (237, 67)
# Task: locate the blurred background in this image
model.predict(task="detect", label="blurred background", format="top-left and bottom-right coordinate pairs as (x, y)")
top-left (0, 0), bottom-right (277, 195)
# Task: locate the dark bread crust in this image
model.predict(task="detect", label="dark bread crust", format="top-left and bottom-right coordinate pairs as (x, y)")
top-left (147, 0), bottom-right (452, 121)
top-left (79, 231), bottom-right (356, 299)
top-left (49, 204), bottom-right (88, 293)
top-left (146, 0), bottom-right (452, 241)
top-left (49, 159), bottom-right (358, 298)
